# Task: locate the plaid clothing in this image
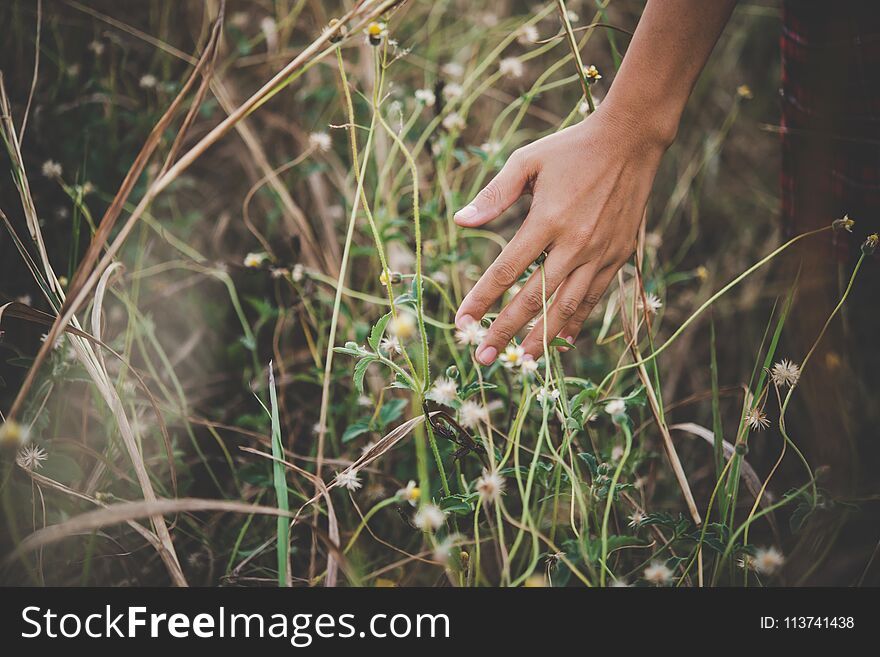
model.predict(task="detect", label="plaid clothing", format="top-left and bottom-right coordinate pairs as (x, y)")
top-left (781, 0), bottom-right (880, 259)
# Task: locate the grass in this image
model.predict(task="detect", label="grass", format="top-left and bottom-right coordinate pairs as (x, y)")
top-left (0, 0), bottom-right (876, 588)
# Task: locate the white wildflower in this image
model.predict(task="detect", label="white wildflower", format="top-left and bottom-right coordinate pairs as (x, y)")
top-left (396, 480), bottom-right (420, 506)
top-left (627, 510), bottom-right (646, 528)
top-left (429, 376), bottom-right (457, 407)
top-left (291, 263), bottom-right (304, 282)
top-left (380, 335), bottom-right (403, 355)
top-left (753, 546), bottom-right (785, 575)
top-left (243, 252), bottom-right (267, 268)
top-left (260, 16), bottom-right (278, 52)
top-left (415, 88), bottom-right (436, 107)
top-left (309, 131), bottom-right (332, 152)
top-left (442, 83), bottom-right (463, 101)
top-left (520, 357), bottom-right (539, 378)
top-left (414, 504), bottom-right (447, 532)
top-left (498, 343), bottom-right (526, 369)
top-left (771, 359), bottom-right (801, 388)
top-left (480, 141), bottom-right (502, 156)
top-left (357, 395), bottom-right (372, 407)
top-left (442, 112), bottom-right (465, 132)
top-left (643, 561), bottom-right (673, 586)
top-left (388, 312), bottom-right (417, 341)
top-left (536, 386), bottom-right (560, 406)
top-left (87, 40), bottom-right (105, 56)
top-left (476, 469), bottom-right (505, 504)
top-left (458, 400), bottom-right (489, 429)
top-left (139, 74), bottom-right (157, 89)
top-left (0, 420), bottom-right (31, 449)
top-left (455, 321), bottom-right (486, 347)
top-left (441, 62), bottom-right (464, 79)
top-left (638, 293), bottom-right (663, 315)
top-left (16, 444), bottom-right (47, 471)
top-left (499, 56), bottom-right (524, 79)
top-left (516, 25), bottom-right (539, 44)
top-left (745, 406), bottom-right (770, 431)
top-left (41, 160), bottom-right (62, 178)
top-left (605, 399), bottom-right (626, 416)
top-left (335, 469), bottom-right (362, 492)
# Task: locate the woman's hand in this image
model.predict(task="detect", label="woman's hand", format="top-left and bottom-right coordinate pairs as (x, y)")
top-left (453, 109), bottom-right (667, 365)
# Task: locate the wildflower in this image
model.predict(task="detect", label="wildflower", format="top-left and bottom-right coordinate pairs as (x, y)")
top-left (536, 386), bottom-right (560, 406)
top-left (396, 480), bottom-right (420, 506)
top-left (770, 359), bottom-right (801, 388)
top-left (480, 13), bottom-right (499, 27)
top-left (379, 270), bottom-right (402, 286)
top-left (41, 160), bottom-right (62, 179)
top-left (695, 265), bottom-right (709, 280)
top-left (566, 10), bottom-right (579, 22)
top-left (476, 469), bottom-right (505, 504)
top-left (480, 141), bottom-right (502, 157)
top-left (139, 74), bottom-right (157, 89)
top-left (611, 445), bottom-right (625, 462)
top-left (578, 99), bottom-right (591, 116)
top-left (605, 399), bottom-right (626, 416)
top-left (736, 84), bottom-right (754, 99)
top-left (441, 62), bottom-right (464, 79)
top-left (745, 406), bottom-right (770, 431)
top-left (414, 504), bottom-right (446, 532)
top-left (388, 312), bottom-right (417, 341)
top-left (498, 343), bottom-right (526, 369)
top-left (260, 16), bottom-right (278, 51)
top-left (40, 332), bottom-right (63, 350)
top-left (442, 83), bottom-right (463, 101)
top-left (581, 402), bottom-right (599, 423)
top-left (643, 561), bottom-right (673, 586)
top-left (407, 90), bottom-right (434, 113)
top-left (737, 555), bottom-right (754, 571)
top-left (832, 214), bottom-right (855, 232)
top-left (366, 21), bottom-right (387, 46)
top-left (324, 18), bottom-right (347, 43)
top-left (433, 534), bottom-right (461, 564)
top-left (243, 251), bottom-right (267, 268)
top-left (864, 233), bottom-right (879, 256)
top-left (335, 469), bottom-right (362, 492)
top-left (87, 40), bottom-right (105, 56)
top-left (312, 422), bottom-right (327, 436)
top-left (611, 579), bottom-right (631, 587)
top-left (16, 444), bottom-right (48, 471)
top-left (0, 420), bottom-right (30, 449)
top-left (455, 321), bottom-right (486, 347)
top-left (291, 263), bottom-right (304, 282)
top-left (380, 335), bottom-right (403, 355)
top-left (309, 131), bottom-right (332, 152)
top-left (442, 112), bottom-right (465, 132)
top-left (753, 546), bottom-right (785, 575)
top-left (459, 400), bottom-right (489, 429)
top-left (584, 65), bottom-right (602, 84)
top-left (429, 376), bottom-right (458, 407)
top-left (499, 56), bottom-right (524, 79)
top-left (58, 276), bottom-right (68, 288)
top-left (627, 510), bottom-right (646, 528)
top-left (16, 294), bottom-right (32, 306)
top-left (229, 12), bottom-right (249, 29)
top-left (357, 395), bottom-right (372, 407)
top-left (638, 293), bottom-right (663, 315)
top-left (516, 25), bottom-right (539, 45)
top-left (520, 356), bottom-right (539, 378)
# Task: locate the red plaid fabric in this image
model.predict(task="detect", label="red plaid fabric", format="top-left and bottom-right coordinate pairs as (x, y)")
top-left (781, 0), bottom-right (880, 259)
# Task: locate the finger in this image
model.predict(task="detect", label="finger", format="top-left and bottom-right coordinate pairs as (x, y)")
top-left (474, 249), bottom-right (575, 365)
top-left (555, 271), bottom-right (616, 350)
top-left (455, 219), bottom-right (548, 332)
top-left (521, 264), bottom-right (617, 359)
top-left (454, 149), bottom-right (532, 227)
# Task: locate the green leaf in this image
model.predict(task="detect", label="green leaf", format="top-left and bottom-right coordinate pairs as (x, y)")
top-left (577, 452), bottom-right (599, 477)
top-left (459, 381), bottom-right (498, 400)
top-left (342, 420), bottom-right (371, 443)
top-left (439, 493), bottom-right (479, 515)
top-left (378, 398), bottom-right (408, 427)
top-left (550, 337), bottom-right (576, 349)
top-left (353, 357), bottom-right (377, 394)
top-left (368, 312), bottom-right (392, 351)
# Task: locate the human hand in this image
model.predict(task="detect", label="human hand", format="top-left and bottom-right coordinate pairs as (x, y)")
top-left (453, 110), bottom-right (666, 365)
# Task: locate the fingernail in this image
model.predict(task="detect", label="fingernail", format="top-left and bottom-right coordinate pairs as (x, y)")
top-left (565, 335), bottom-right (574, 344)
top-left (475, 344), bottom-right (497, 365)
top-left (454, 204), bottom-right (478, 222)
top-left (558, 335), bottom-right (575, 352)
top-left (456, 313), bottom-right (475, 330)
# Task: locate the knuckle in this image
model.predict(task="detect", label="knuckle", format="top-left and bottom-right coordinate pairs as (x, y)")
top-left (477, 182), bottom-right (503, 206)
top-left (488, 323), bottom-right (513, 346)
top-left (583, 291), bottom-right (603, 308)
top-left (519, 288), bottom-right (545, 315)
top-left (556, 296), bottom-right (581, 320)
top-left (489, 260), bottom-right (520, 289)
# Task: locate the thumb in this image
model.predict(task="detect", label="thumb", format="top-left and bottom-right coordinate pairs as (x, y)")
top-left (454, 151), bottom-right (530, 227)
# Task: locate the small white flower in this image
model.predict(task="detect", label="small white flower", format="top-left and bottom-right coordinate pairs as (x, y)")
top-left (441, 62), bottom-right (464, 79)
top-left (16, 444), bottom-right (48, 471)
top-left (309, 132), bottom-right (332, 152)
top-left (0, 420), bottom-right (31, 449)
top-left (396, 480), bottom-right (420, 506)
top-left (243, 251), bottom-right (267, 268)
top-left (771, 359), bottom-right (801, 388)
top-left (476, 469), bottom-right (505, 504)
top-left (536, 386), bottom-right (560, 406)
top-left (643, 561), bottom-right (673, 586)
top-left (638, 293), bottom-right (663, 315)
top-left (458, 400), bottom-right (489, 429)
top-left (480, 141), bottom-right (502, 156)
top-left (388, 312), bottom-right (417, 341)
top-left (429, 376), bottom-right (458, 407)
top-left (41, 160), bottom-right (62, 178)
top-left (432, 534), bottom-right (461, 564)
top-left (745, 406), bottom-right (770, 431)
top-left (357, 395), bottom-right (372, 407)
top-left (40, 332), bottom-right (63, 350)
top-left (335, 469), bottom-right (362, 491)
top-left (499, 56), bottom-right (524, 79)
top-left (566, 10), bottom-right (579, 22)
top-left (229, 11), bottom-right (249, 28)
top-left (415, 88), bottom-right (436, 107)
top-left (414, 504), bottom-right (447, 531)
top-left (605, 399), bottom-right (626, 416)
top-left (455, 321), bottom-right (486, 346)
top-left (87, 40), bottom-right (105, 56)
top-left (611, 445), bottom-right (624, 462)
top-left (499, 344), bottom-right (526, 369)
top-left (480, 12), bottom-right (499, 27)
top-left (753, 546), bottom-right (784, 575)
top-left (380, 335), bottom-right (403, 355)
top-left (312, 422), bottom-right (327, 436)
top-left (260, 16), bottom-right (278, 52)
top-left (291, 263), bottom-right (304, 282)
top-left (139, 74), bottom-right (157, 89)
top-left (516, 25), bottom-right (539, 45)
top-left (520, 357), bottom-right (539, 378)
top-left (442, 112), bottom-right (465, 132)
top-left (442, 83), bottom-right (463, 101)
top-left (627, 510), bottom-right (646, 528)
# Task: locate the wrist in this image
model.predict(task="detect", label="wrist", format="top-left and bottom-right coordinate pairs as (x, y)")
top-left (584, 97), bottom-right (677, 154)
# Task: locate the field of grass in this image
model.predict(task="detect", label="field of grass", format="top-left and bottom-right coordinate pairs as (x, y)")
top-left (1, 0), bottom-right (877, 587)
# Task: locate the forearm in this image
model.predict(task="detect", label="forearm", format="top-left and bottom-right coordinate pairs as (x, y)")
top-left (600, 0), bottom-right (737, 147)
